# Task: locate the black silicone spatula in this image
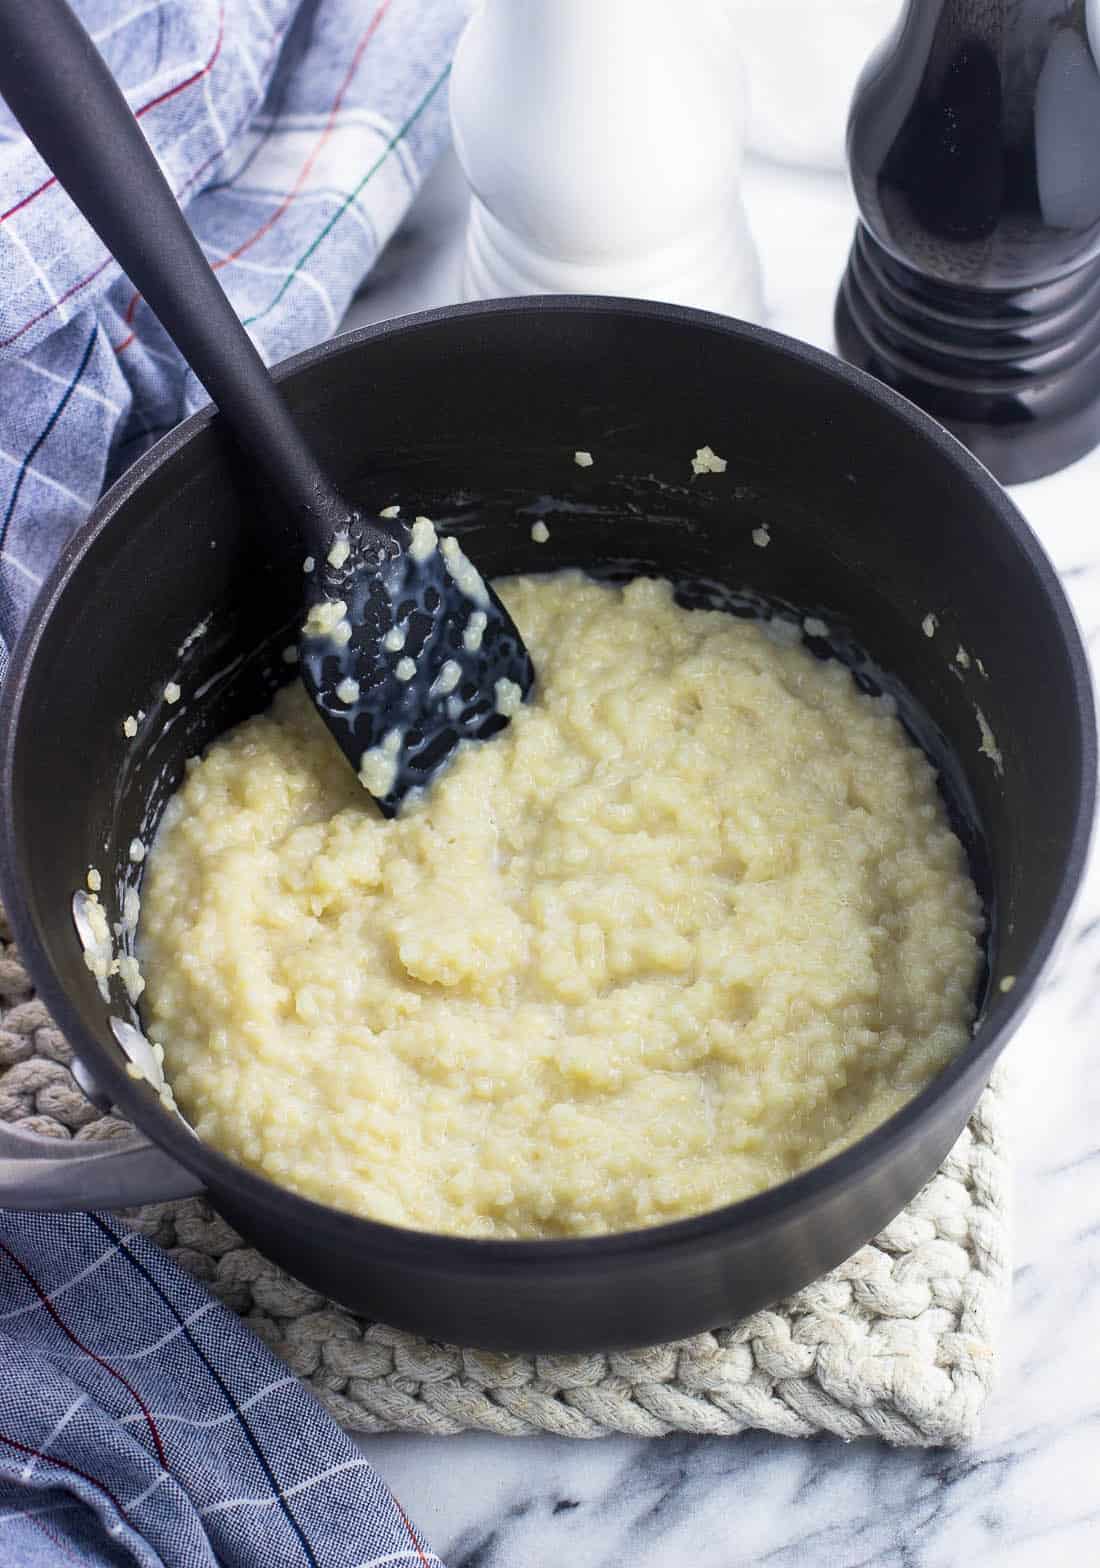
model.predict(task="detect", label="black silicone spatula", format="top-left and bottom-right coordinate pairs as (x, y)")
top-left (0, 0), bottom-right (534, 816)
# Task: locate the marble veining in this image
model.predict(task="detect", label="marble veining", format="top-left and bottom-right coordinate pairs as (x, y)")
top-left (347, 150), bottom-right (1100, 1567)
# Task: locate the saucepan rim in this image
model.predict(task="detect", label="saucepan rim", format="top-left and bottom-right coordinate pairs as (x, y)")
top-left (0, 295), bottom-right (1094, 1261)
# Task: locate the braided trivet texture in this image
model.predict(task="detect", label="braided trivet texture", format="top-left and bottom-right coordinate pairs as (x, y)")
top-left (0, 901), bottom-right (1010, 1446)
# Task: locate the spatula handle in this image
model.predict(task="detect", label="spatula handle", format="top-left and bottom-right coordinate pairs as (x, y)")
top-left (0, 0), bottom-right (348, 547)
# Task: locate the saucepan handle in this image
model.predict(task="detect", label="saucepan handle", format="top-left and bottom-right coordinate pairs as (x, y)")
top-left (0, 1122), bottom-right (203, 1211)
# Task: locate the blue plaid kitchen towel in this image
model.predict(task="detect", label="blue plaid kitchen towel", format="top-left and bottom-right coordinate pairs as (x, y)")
top-left (0, 0), bottom-right (468, 1561)
top-left (0, 0), bottom-right (469, 682)
top-left (0, 1211), bottom-right (443, 1566)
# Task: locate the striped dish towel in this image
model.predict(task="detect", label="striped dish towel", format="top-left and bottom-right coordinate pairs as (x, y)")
top-left (0, 1210), bottom-right (443, 1567)
top-left (0, 0), bottom-right (467, 1560)
top-left (0, 0), bottom-right (470, 682)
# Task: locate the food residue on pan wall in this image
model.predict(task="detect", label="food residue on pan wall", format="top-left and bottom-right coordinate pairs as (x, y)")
top-left (113, 1021), bottom-right (180, 1114)
top-left (79, 892), bottom-right (114, 1002)
top-left (178, 615), bottom-right (210, 656)
top-left (116, 887), bottom-right (140, 936)
top-left (125, 1039), bottom-right (170, 1097)
top-left (117, 954), bottom-right (145, 1004)
top-left (976, 707), bottom-right (1004, 774)
top-left (75, 885), bottom-right (147, 1007)
top-left (691, 445), bottom-right (727, 475)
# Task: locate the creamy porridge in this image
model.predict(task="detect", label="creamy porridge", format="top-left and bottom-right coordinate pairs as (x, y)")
top-left (138, 572), bottom-right (983, 1238)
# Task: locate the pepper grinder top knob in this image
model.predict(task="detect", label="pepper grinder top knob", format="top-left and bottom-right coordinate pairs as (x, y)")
top-left (836, 0), bottom-right (1100, 484)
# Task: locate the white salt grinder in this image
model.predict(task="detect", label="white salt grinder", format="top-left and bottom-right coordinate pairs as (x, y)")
top-left (449, 0), bottom-right (764, 321)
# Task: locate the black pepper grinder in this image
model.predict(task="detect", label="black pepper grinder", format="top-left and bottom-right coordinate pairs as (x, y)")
top-left (835, 0), bottom-right (1100, 484)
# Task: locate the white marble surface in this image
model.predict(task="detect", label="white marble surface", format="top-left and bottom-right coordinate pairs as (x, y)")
top-left (344, 150), bottom-right (1100, 1567)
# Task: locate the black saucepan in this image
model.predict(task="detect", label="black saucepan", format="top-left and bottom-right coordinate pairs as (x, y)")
top-left (0, 298), bottom-right (1094, 1352)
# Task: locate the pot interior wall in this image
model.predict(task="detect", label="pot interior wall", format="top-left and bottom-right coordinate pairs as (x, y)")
top-left (5, 306), bottom-right (1082, 1134)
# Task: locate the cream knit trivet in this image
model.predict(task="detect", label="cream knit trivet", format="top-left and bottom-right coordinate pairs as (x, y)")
top-left (0, 905), bottom-right (1010, 1446)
